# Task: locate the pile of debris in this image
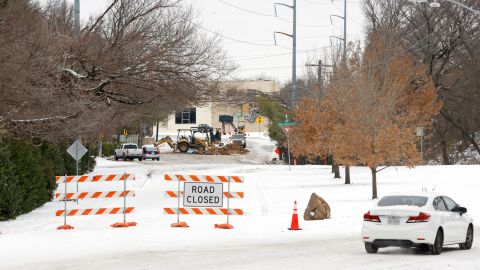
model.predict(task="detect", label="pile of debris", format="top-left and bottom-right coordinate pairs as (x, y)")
top-left (206, 143), bottom-right (249, 155)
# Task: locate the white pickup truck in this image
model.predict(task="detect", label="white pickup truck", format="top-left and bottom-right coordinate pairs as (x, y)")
top-left (114, 143), bottom-right (143, 161)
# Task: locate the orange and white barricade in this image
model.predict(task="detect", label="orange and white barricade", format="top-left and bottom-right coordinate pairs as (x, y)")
top-left (55, 172), bottom-right (136, 230)
top-left (164, 174), bottom-right (244, 229)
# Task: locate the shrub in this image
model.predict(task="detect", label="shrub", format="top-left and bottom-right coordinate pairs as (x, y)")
top-left (0, 138), bottom-right (95, 220)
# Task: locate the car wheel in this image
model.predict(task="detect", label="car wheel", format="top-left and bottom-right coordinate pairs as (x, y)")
top-left (429, 228), bottom-right (443, 255)
top-left (123, 154), bottom-right (127, 161)
top-left (365, 242), bottom-right (378, 254)
top-left (138, 157), bottom-right (143, 161)
top-left (114, 154), bottom-right (118, 161)
top-left (459, 225), bottom-right (474, 250)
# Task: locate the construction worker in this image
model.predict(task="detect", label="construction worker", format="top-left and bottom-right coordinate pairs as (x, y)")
top-left (215, 129), bottom-right (221, 142)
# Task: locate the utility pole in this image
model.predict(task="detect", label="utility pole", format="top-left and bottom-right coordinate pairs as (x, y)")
top-left (306, 60), bottom-right (333, 97)
top-left (274, 0), bottom-right (296, 109)
top-left (343, 0), bottom-right (347, 60)
top-left (330, 0), bottom-right (347, 61)
top-left (74, 0), bottom-right (80, 35)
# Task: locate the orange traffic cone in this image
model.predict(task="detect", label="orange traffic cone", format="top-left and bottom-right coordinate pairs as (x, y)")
top-left (288, 200), bottom-right (302, 230)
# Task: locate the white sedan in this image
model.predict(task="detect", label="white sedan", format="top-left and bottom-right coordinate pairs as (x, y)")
top-left (361, 193), bottom-right (474, 255)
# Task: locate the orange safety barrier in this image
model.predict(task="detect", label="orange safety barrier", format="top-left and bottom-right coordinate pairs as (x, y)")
top-left (164, 173), bottom-right (244, 229)
top-left (164, 174), bottom-right (244, 183)
top-left (56, 174), bottom-right (135, 183)
top-left (56, 207), bottom-right (134, 216)
top-left (55, 190), bottom-right (135, 200)
top-left (163, 208), bottom-right (244, 215)
top-left (164, 191), bottom-right (244, 199)
top-left (55, 172), bottom-right (136, 230)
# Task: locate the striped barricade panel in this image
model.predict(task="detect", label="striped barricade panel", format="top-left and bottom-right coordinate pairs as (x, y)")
top-left (55, 190), bottom-right (135, 201)
top-left (164, 191), bottom-right (244, 199)
top-left (204, 175), bottom-right (244, 183)
top-left (164, 174), bottom-right (202, 182)
top-left (55, 207), bottom-right (135, 216)
top-left (55, 174), bottom-right (135, 183)
top-left (163, 208), bottom-right (244, 215)
top-left (164, 174), bottom-right (244, 183)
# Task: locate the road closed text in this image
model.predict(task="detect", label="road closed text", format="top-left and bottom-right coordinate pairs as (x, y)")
top-left (183, 182), bottom-right (223, 207)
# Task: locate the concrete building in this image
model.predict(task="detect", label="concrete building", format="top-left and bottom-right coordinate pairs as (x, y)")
top-left (154, 80), bottom-right (280, 135)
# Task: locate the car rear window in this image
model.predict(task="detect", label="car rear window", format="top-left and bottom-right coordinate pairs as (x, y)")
top-left (146, 147), bottom-right (157, 152)
top-left (377, 196), bottom-right (428, 207)
top-left (124, 144), bottom-right (137, 149)
top-left (232, 135), bottom-right (244, 139)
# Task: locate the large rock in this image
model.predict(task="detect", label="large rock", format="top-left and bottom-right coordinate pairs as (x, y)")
top-left (303, 193), bottom-right (331, 220)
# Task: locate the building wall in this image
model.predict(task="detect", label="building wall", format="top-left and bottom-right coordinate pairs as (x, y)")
top-left (154, 80), bottom-right (278, 134)
top-left (156, 103), bottom-right (213, 133)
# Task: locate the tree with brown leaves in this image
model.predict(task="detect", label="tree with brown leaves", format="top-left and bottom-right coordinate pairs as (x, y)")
top-left (293, 31), bottom-right (441, 199)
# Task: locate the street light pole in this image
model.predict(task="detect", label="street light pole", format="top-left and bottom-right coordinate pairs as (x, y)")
top-left (412, 0), bottom-right (480, 15)
top-left (444, 0), bottom-right (480, 15)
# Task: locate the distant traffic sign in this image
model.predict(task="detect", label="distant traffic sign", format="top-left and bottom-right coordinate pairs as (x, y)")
top-left (278, 121), bottom-right (296, 127)
top-left (67, 139), bottom-right (87, 161)
top-left (281, 126), bottom-right (293, 135)
top-left (183, 182), bottom-right (223, 207)
top-left (256, 116), bottom-right (263, 124)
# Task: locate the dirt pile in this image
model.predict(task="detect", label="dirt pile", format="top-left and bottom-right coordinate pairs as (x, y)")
top-left (206, 143), bottom-right (249, 155)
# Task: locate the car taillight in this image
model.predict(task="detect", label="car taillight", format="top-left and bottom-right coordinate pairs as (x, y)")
top-left (363, 211), bottom-right (380, 222)
top-left (407, 212), bottom-right (431, 223)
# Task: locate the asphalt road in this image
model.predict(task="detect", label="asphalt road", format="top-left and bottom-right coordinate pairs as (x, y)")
top-left (31, 230), bottom-right (480, 270)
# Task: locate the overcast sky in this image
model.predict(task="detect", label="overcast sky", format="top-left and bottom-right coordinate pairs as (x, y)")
top-left (69, 0), bottom-right (366, 83)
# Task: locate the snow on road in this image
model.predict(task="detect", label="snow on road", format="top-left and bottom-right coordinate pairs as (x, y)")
top-left (1, 137), bottom-right (480, 269)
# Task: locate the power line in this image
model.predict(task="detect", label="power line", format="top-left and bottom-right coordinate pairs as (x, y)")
top-left (231, 45), bottom-right (332, 61)
top-left (328, 11), bottom-right (471, 82)
top-left (301, 0), bottom-right (361, 4)
top-left (222, 34), bottom-right (335, 44)
top-left (216, 0), bottom-right (332, 28)
top-left (192, 22), bottom-right (284, 47)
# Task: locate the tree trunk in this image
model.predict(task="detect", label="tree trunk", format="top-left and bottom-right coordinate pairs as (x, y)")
top-left (331, 155), bottom-right (335, 173)
top-left (334, 163), bottom-right (341, 179)
top-left (370, 167), bottom-right (377, 199)
top-left (345, 165), bottom-right (350, 184)
top-left (441, 110), bottom-right (480, 157)
top-left (440, 139), bottom-right (450, 165)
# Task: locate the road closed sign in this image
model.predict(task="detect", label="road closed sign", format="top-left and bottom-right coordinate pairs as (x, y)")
top-left (184, 182), bottom-right (223, 207)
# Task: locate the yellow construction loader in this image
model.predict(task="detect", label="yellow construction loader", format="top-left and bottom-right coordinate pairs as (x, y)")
top-left (156, 129), bottom-right (210, 154)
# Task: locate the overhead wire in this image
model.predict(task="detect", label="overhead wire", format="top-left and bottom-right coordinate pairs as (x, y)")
top-left (192, 22), bottom-right (282, 47)
top-left (216, 0), bottom-right (332, 28)
top-left (235, 6), bottom-right (464, 75)
top-left (232, 45), bottom-right (332, 61)
top-left (301, 0), bottom-right (362, 5)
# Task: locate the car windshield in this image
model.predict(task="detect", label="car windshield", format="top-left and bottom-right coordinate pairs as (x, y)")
top-left (377, 196), bottom-right (428, 207)
top-left (232, 135), bottom-right (244, 139)
top-left (124, 144), bottom-right (137, 149)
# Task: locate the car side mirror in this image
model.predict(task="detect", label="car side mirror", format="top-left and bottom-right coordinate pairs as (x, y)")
top-left (453, 206), bottom-right (467, 215)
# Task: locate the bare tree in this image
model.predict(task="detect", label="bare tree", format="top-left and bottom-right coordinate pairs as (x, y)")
top-left (0, 0), bottom-right (234, 143)
top-left (363, 0), bottom-right (480, 164)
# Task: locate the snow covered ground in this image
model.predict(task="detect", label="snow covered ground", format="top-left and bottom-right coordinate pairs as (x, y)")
top-left (1, 137), bottom-right (479, 270)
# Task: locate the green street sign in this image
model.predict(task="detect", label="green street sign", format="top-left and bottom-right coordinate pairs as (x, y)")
top-left (278, 121), bottom-right (296, 127)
